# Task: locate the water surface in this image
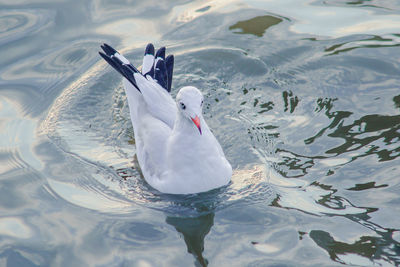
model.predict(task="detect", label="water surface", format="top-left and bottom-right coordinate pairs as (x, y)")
top-left (1, 0), bottom-right (400, 266)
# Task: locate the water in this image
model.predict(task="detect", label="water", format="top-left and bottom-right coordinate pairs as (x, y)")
top-left (1, 0), bottom-right (400, 266)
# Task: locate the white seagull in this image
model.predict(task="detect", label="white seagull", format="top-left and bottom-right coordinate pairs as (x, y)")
top-left (99, 43), bottom-right (232, 194)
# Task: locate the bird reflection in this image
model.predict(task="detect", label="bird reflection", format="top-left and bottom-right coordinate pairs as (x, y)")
top-left (166, 213), bottom-right (214, 267)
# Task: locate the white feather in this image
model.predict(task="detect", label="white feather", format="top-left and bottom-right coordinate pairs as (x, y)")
top-left (121, 56), bottom-right (232, 194)
top-left (142, 54), bottom-right (154, 75)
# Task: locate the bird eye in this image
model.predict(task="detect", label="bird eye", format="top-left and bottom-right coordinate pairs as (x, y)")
top-left (200, 100), bottom-right (203, 106)
top-left (180, 102), bottom-right (186, 110)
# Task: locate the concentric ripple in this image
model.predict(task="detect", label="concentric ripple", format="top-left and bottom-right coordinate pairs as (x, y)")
top-left (39, 47), bottom-right (277, 216)
top-left (0, 9), bottom-right (55, 45)
top-left (39, 43), bottom-right (374, 219)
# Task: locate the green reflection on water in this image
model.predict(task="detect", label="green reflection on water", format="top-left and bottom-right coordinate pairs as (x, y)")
top-left (310, 228), bottom-right (400, 265)
top-left (347, 181), bottom-right (388, 191)
top-left (229, 15), bottom-right (282, 37)
top-left (324, 35), bottom-right (400, 56)
top-left (327, 114), bottom-right (400, 161)
top-left (393, 95), bottom-right (400, 109)
top-left (282, 90), bottom-right (299, 113)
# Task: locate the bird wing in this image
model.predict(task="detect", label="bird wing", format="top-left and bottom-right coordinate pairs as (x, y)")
top-left (133, 73), bottom-right (176, 128)
top-left (99, 43), bottom-right (178, 184)
top-left (99, 43), bottom-right (177, 128)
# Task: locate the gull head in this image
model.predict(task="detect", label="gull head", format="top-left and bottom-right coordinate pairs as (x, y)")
top-left (176, 86), bottom-right (204, 135)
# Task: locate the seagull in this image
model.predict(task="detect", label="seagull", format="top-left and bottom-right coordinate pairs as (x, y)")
top-left (99, 43), bottom-right (232, 194)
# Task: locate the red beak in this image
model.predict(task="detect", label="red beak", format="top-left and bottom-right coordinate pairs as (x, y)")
top-left (191, 115), bottom-right (202, 135)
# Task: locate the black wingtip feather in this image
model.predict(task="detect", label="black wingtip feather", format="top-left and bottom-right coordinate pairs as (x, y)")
top-left (125, 61), bottom-right (140, 74)
top-left (99, 50), bottom-right (140, 92)
top-left (147, 68), bottom-right (155, 78)
top-left (99, 43), bottom-right (174, 93)
top-left (165, 55), bottom-right (174, 92)
top-left (155, 47), bottom-right (166, 59)
top-left (120, 65), bottom-right (139, 91)
top-left (99, 52), bottom-right (123, 76)
top-left (154, 59), bottom-right (168, 91)
top-left (101, 43), bottom-right (118, 56)
top-left (145, 43), bottom-right (155, 56)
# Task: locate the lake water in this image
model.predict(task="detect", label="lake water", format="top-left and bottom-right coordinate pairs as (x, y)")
top-left (1, 0), bottom-right (400, 266)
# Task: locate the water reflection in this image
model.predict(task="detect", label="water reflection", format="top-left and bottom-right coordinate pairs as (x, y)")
top-left (252, 87), bottom-right (400, 180)
top-left (324, 0), bottom-right (395, 10)
top-left (282, 90), bottom-right (299, 113)
top-left (347, 181), bottom-right (388, 191)
top-left (394, 94), bottom-right (400, 109)
top-left (2, 0), bottom-right (400, 265)
top-left (266, 159), bottom-right (400, 265)
top-left (310, 225), bottom-right (400, 266)
top-left (268, 169), bottom-right (367, 216)
top-left (324, 34), bottom-right (400, 56)
top-left (245, 0), bottom-right (400, 37)
top-left (305, 98), bottom-right (400, 162)
top-left (27, 2), bottom-right (400, 265)
top-left (229, 15), bottom-right (283, 37)
top-left (166, 213), bottom-right (214, 267)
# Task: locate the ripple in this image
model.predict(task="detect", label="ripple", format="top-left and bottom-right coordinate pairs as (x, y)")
top-left (39, 43), bottom-right (371, 219)
top-left (174, 47), bottom-right (268, 80)
top-left (323, 0), bottom-right (395, 10)
top-left (324, 34), bottom-right (400, 56)
top-left (2, 40), bottom-right (99, 83)
top-left (0, 148), bottom-right (28, 176)
top-left (0, 9), bottom-right (55, 45)
top-left (0, 84), bottom-right (44, 117)
top-left (0, 97), bottom-right (42, 172)
top-left (118, 163), bottom-right (275, 216)
top-left (245, 0), bottom-right (400, 37)
top-left (46, 179), bottom-right (133, 213)
top-left (0, 217), bottom-right (32, 239)
top-left (105, 221), bottom-right (167, 246)
top-left (39, 49), bottom-right (277, 216)
top-left (39, 33), bottom-right (399, 243)
top-left (91, 0), bottom-right (186, 22)
top-left (0, 14), bottom-right (27, 34)
top-left (1, 40), bottom-right (103, 119)
top-left (309, 229), bottom-right (400, 266)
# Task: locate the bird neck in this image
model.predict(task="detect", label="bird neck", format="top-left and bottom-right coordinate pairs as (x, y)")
top-left (173, 112), bottom-right (206, 137)
top-left (167, 112), bottom-right (212, 179)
